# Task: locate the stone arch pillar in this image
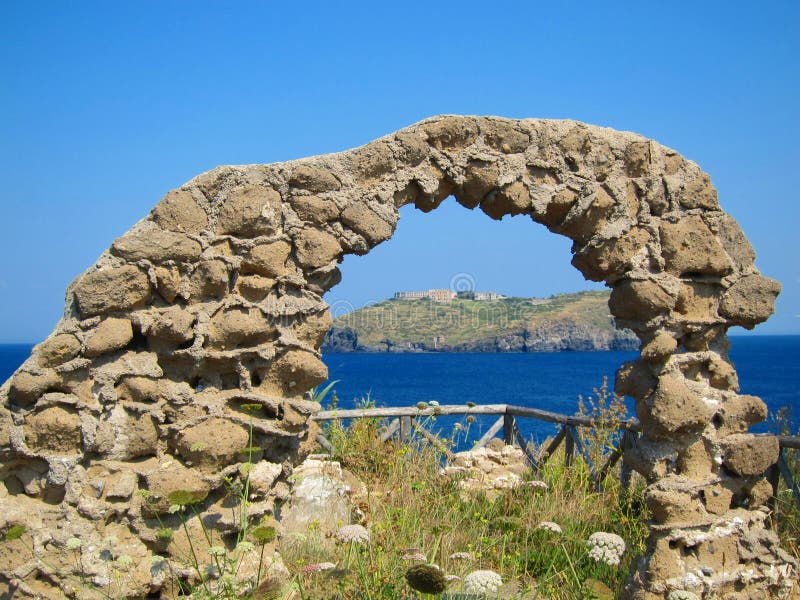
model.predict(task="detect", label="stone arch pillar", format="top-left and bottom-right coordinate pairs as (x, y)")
top-left (0, 116), bottom-right (796, 598)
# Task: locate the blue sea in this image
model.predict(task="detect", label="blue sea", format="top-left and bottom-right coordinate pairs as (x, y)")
top-left (1, 337), bottom-right (797, 446)
top-left (321, 336), bottom-right (800, 444)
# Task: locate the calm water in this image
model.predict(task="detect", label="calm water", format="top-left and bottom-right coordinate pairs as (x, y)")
top-left (1, 337), bottom-right (797, 444)
top-left (321, 336), bottom-right (799, 443)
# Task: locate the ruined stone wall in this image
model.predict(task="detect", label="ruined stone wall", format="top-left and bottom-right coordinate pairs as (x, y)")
top-left (0, 116), bottom-right (795, 598)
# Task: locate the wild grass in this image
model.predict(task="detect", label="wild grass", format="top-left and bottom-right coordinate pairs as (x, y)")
top-left (5, 383), bottom-right (798, 599)
top-left (280, 389), bottom-right (651, 599)
top-left (770, 407), bottom-right (800, 559)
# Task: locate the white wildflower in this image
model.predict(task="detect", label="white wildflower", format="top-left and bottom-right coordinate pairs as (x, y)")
top-left (236, 541), bottom-right (255, 553)
top-left (207, 545), bottom-right (226, 557)
top-left (449, 551), bottom-right (473, 560)
top-left (739, 569), bottom-right (757, 584)
top-left (463, 569), bottom-right (503, 595)
top-left (445, 574), bottom-right (461, 583)
top-left (587, 532), bottom-right (626, 566)
top-left (522, 480), bottom-right (548, 490)
top-left (302, 562), bottom-right (336, 573)
top-left (335, 524), bottom-right (370, 545)
top-left (429, 400), bottom-right (440, 406)
top-left (537, 521), bottom-right (562, 534)
top-left (65, 537), bottom-right (82, 550)
top-left (667, 592), bottom-right (700, 600)
top-left (115, 555), bottom-right (133, 569)
top-left (402, 552), bottom-right (427, 561)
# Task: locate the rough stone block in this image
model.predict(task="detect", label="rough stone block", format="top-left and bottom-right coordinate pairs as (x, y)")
top-left (9, 370), bottom-right (60, 406)
top-left (73, 265), bottom-right (151, 317)
top-left (719, 274), bottom-right (781, 329)
top-left (151, 189), bottom-right (208, 234)
top-left (615, 359), bottom-right (656, 400)
top-left (154, 264), bottom-right (182, 303)
top-left (722, 434), bottom-right (779, 477)
top-left (644, 485), bottom-right (705, 524)
top-left (644, 373), bottom-right (711, 439)
top-left (84, 318), bottom-right (133, 357)
top-left (206, 307), bottom-right (276, 350)
top-left (115, 376), bottom-right (161, 403)
top-left (716, 213), bottom-right (756, 272)
top-left (138, 306), bottom-right (196, 349)
top-left (422, 117), bottom-right (478, 151)
top-left (247, 460), bottom-right (283, 496)
top-left (289, 165), bottom-right (341, 192)
top-left (176, 417), bottom-right (249, 469)
top-left (715, 394), bottom-right (767, 435)
top-left (675, 281), bottom-right (721, 323)
top-left (640, 332), bottom-right (677, 363)
top-left (294, 229), bottom-right (341, 269)
top-left (242, 241), bottom-right (292, 278)
top-left (393, 130), bottom-right (428, 165)
top-left (532, 188), bottom-right (577, 228)
top-left (236, 274), bottom-right (276, 302)
top-left (480, 119), bottom-right (529, 154)
top-left (290, 195), bottom-right (339, 224)
top-left (480, 181), bottom-right (531, 220)
top-left (144, 462), bottom-right (211, 515)
top-left (352, 140), bottom-right (394, 182)
top-left (572, 226), bottom-right (650, 283)
top-left (609, 279), bottom-right (676, 323)
top-left (216, 185), bottom-right (283, 237)
top-left (24, 406), bottom-right (82, 455)
top-left (187, 259), bottom-right (229, 300)
top-left (295, 311), bottom-right (333, 347)
top-left (112, 229), bottom-right (202, 263)
top-left (623, 140), bottom-right (650, 177)
top-left (659, 216), bottom-right (732, 276)
top-left (268, 349), bottom-right (327, 395)
top-left (95, 406), bottom-right (159, 460)
top-left (456, 160), bottom-right (499, 208)
top-left (37, 334), bottom-right (81, 367)
top-left (340, 203), bottom-right (394, 246)
top-left (556, 185), bottom-right (615, 244)
top-left (702, 483), bottom-right (734, 515)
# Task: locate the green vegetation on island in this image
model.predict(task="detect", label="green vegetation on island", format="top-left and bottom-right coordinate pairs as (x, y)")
top-left (323, 291), bottom-right (638, 353)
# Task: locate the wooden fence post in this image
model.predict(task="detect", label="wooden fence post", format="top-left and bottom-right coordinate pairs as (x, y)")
top-left (400, 416), bottom-right (412, 442)
top-left (776, 449), bottom-right (800, 511)
top-left (620, 430), bottom-right (636, 494)
top-left (564, 426), bottom-right (575, 467)
top-left (503, 413), bottom-right (514, 446)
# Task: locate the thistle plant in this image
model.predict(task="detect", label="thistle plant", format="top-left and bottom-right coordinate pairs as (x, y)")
top-left (405, 563), bottom-right (448, 594)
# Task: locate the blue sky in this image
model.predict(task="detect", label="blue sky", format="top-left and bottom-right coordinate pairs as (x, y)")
top-left (0, 1), bottom-right (798, 342)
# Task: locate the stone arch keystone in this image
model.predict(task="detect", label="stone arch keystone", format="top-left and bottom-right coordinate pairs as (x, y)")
top-left (0, 116), bottom-right (795, 598)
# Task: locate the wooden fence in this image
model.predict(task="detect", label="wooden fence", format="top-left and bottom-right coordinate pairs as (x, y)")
top-left (311, 403), bottom-right (800, 506)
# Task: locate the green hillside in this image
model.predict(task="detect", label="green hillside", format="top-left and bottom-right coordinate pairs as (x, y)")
top-left (323, 291), bottom-right (638, 353)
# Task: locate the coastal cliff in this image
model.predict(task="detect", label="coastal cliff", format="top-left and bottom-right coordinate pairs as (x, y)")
top-left (322, 291), bottom-right (639, 353)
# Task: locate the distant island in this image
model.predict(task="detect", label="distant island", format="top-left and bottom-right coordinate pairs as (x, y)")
top-left (322, 290), bottom-right (639, 353)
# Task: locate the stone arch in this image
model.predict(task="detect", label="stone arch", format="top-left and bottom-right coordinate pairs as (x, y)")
top-left (0, 116), bottom-right (795, 598)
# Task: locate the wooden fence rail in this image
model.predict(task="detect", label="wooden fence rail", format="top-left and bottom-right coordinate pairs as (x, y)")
top-left (311, 403), bottom-right (800, 504)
